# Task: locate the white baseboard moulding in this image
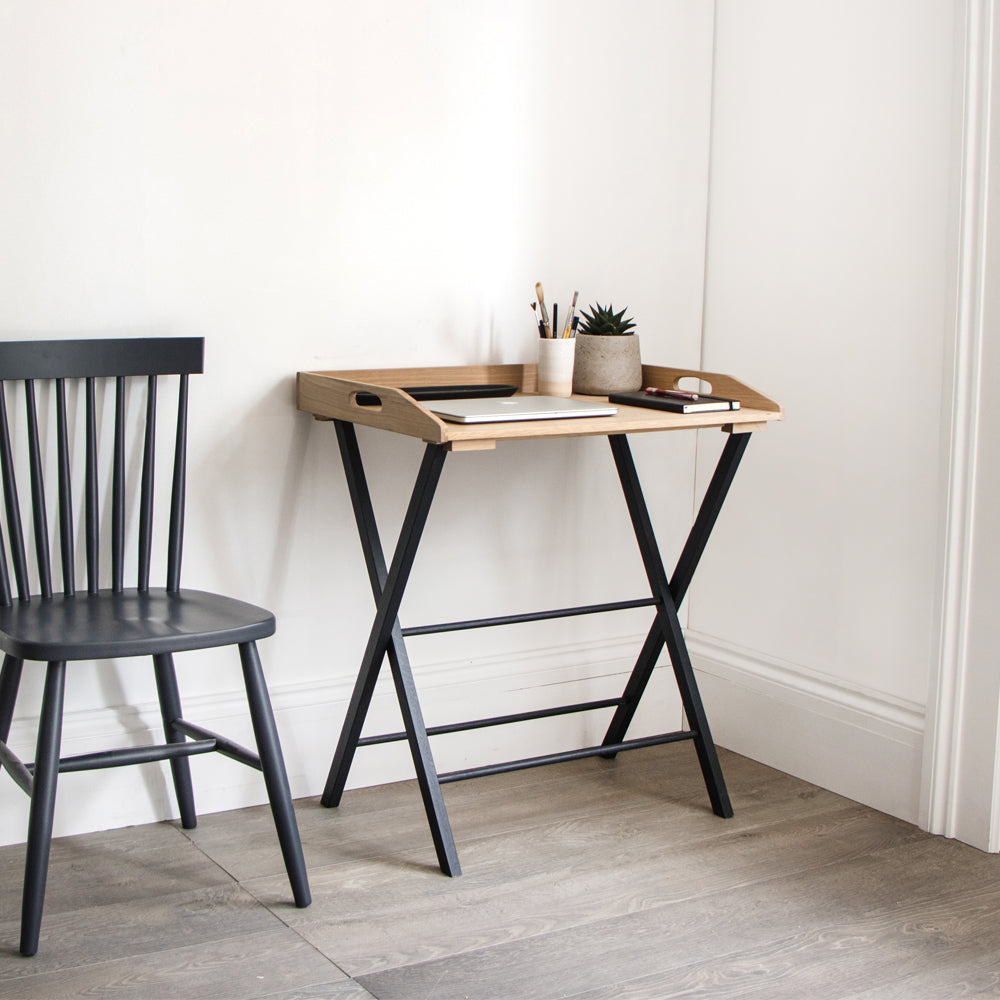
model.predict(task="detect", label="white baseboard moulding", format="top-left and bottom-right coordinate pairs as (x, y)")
top-left (685, 630), bottom-right (925, 827)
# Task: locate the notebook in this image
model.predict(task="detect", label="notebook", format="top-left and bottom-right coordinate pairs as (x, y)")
top-left (428, 395), bottom-right (618, 424)
top-left (608, 390), bottom-right (739, 413)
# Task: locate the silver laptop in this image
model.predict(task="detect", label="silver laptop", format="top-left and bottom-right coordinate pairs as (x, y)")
top-left (429, 395), bottom-right (618, 424)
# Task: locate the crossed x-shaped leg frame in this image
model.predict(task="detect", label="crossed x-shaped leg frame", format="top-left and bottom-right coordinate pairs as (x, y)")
top-left (321, 419), bottom-right (751, 876)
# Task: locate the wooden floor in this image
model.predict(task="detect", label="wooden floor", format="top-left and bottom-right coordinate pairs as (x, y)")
top-left (1, 746), bottom-right (999, 998)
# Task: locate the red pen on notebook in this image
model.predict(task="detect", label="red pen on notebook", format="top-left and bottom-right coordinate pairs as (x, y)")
top-left (645, 386), bottom-right (699, 401)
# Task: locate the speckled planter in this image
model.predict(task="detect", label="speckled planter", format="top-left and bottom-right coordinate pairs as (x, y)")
top-left (571, 334), bottom-right (642, 395)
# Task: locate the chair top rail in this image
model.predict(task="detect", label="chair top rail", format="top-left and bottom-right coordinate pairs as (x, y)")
top-left (0, 338), bottom-right (204, 381)
top-left (0, 338), bottom-right (199, 602)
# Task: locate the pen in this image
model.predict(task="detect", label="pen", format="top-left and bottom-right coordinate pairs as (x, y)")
top-left (645, 386), bottom-right (699, 401)
top-left (552, 303), bottom-right (558, 340)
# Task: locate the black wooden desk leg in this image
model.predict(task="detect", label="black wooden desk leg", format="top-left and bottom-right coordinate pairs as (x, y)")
top-left (602, 432), bottom-right (751, 755)
top-left (669, 432), bottom-right (751, 606)
top-left (321, 424), bottom-right (461, 876)
top-left (607, 433), bottom-right (741, 819)
top-left (320, 420), bottom-right (394, 809)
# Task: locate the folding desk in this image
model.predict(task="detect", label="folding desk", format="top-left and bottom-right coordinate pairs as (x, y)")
top-left (297, 363), bottom-right (783, 876)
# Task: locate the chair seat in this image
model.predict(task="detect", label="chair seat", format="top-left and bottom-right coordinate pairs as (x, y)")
top-left (0, 588), bottom-right (275, 662)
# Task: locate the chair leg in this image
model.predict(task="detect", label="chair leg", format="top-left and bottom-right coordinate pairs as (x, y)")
top-left (0, 654), bottom-right (24, 742)
top-left (152, 653), bottom-right (197, 829)
top-left (238, 641), bottom-right (311, 908)
top-left (21, 660), bottom-right (66, 957)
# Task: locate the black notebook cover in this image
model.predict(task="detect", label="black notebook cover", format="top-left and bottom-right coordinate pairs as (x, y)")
top-left (608, 390), bottom-right (739, 414)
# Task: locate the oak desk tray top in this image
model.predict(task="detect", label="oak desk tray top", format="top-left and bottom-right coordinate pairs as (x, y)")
top-left (296, 364), bottom-right (784, 450)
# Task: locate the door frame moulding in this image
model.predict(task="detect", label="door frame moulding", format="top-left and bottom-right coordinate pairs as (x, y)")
top-left (921, 0), bottom-right (998, 851)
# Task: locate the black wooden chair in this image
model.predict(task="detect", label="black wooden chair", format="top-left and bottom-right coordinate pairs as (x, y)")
top-left (0, 338), bottom-right (310, 956)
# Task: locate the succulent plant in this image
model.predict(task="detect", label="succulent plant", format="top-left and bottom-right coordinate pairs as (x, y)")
top-left (578, 302), bottom-right (636, 336)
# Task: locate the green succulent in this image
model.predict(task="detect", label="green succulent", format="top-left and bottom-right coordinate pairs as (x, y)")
top-left (578, 302), bottom-right (636, 336)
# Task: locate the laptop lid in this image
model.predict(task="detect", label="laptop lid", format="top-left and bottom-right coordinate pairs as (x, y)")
top-left (428, 395), bottom-right (618, 424)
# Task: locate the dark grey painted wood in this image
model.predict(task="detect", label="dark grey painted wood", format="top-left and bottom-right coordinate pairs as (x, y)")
top-left (0, 338), bottom-right (204, 380)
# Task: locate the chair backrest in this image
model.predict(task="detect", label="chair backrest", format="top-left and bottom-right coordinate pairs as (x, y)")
top-left (0, 338), bottom-right (205, 606)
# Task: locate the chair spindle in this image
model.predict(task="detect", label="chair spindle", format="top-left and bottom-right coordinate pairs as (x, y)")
top-left (138, 375), bottom-right (157, 592)
top-left (24, 381), bottom-right (52, 600)
top-left (167, 374), bottom-right (188, 593)
top-left (0, 387), bottom-right (10, 605)
top-left (0, 382), bottom-right (29, 603)
top-left (112, 377), bottom-right (126, 593)
top-left (55, 380), bottom-right (75, 596)
top-left (84, 378), bottom-right (99, 595)
top-left (0, 508), bottom-right (9, 609)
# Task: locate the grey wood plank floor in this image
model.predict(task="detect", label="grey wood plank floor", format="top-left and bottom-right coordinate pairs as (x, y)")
top-left (0, 746), bottom-right (998, 998)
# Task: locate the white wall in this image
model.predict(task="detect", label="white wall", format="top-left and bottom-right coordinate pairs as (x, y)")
top-left (0, 1), bottom-right (990, 850)
top-left (693, 0), bottom-right (967, 825)
top-left (0, 0), bottom-right (718, 843)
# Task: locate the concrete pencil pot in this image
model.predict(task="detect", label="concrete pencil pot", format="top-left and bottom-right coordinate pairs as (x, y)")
top-left (571, 303), bottom-right (642, 395)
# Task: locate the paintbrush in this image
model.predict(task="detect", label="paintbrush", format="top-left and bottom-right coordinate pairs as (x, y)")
top-left (535, 282), bottom-right (551, 338)
top-left (531, 301), bottom-right (545, 338)
top-left (563, 290), bottom-right (578, 338)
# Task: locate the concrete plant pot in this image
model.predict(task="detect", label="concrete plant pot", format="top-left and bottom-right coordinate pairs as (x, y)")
top-left (571, 334), bottom-right (642, 395)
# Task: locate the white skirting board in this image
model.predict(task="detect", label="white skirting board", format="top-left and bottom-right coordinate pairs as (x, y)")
top-left (686, 630), bottom-right (925, 826)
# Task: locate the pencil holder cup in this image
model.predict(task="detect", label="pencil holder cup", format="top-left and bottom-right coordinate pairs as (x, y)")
top-left (537, 337), bottom-right (576, 397)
